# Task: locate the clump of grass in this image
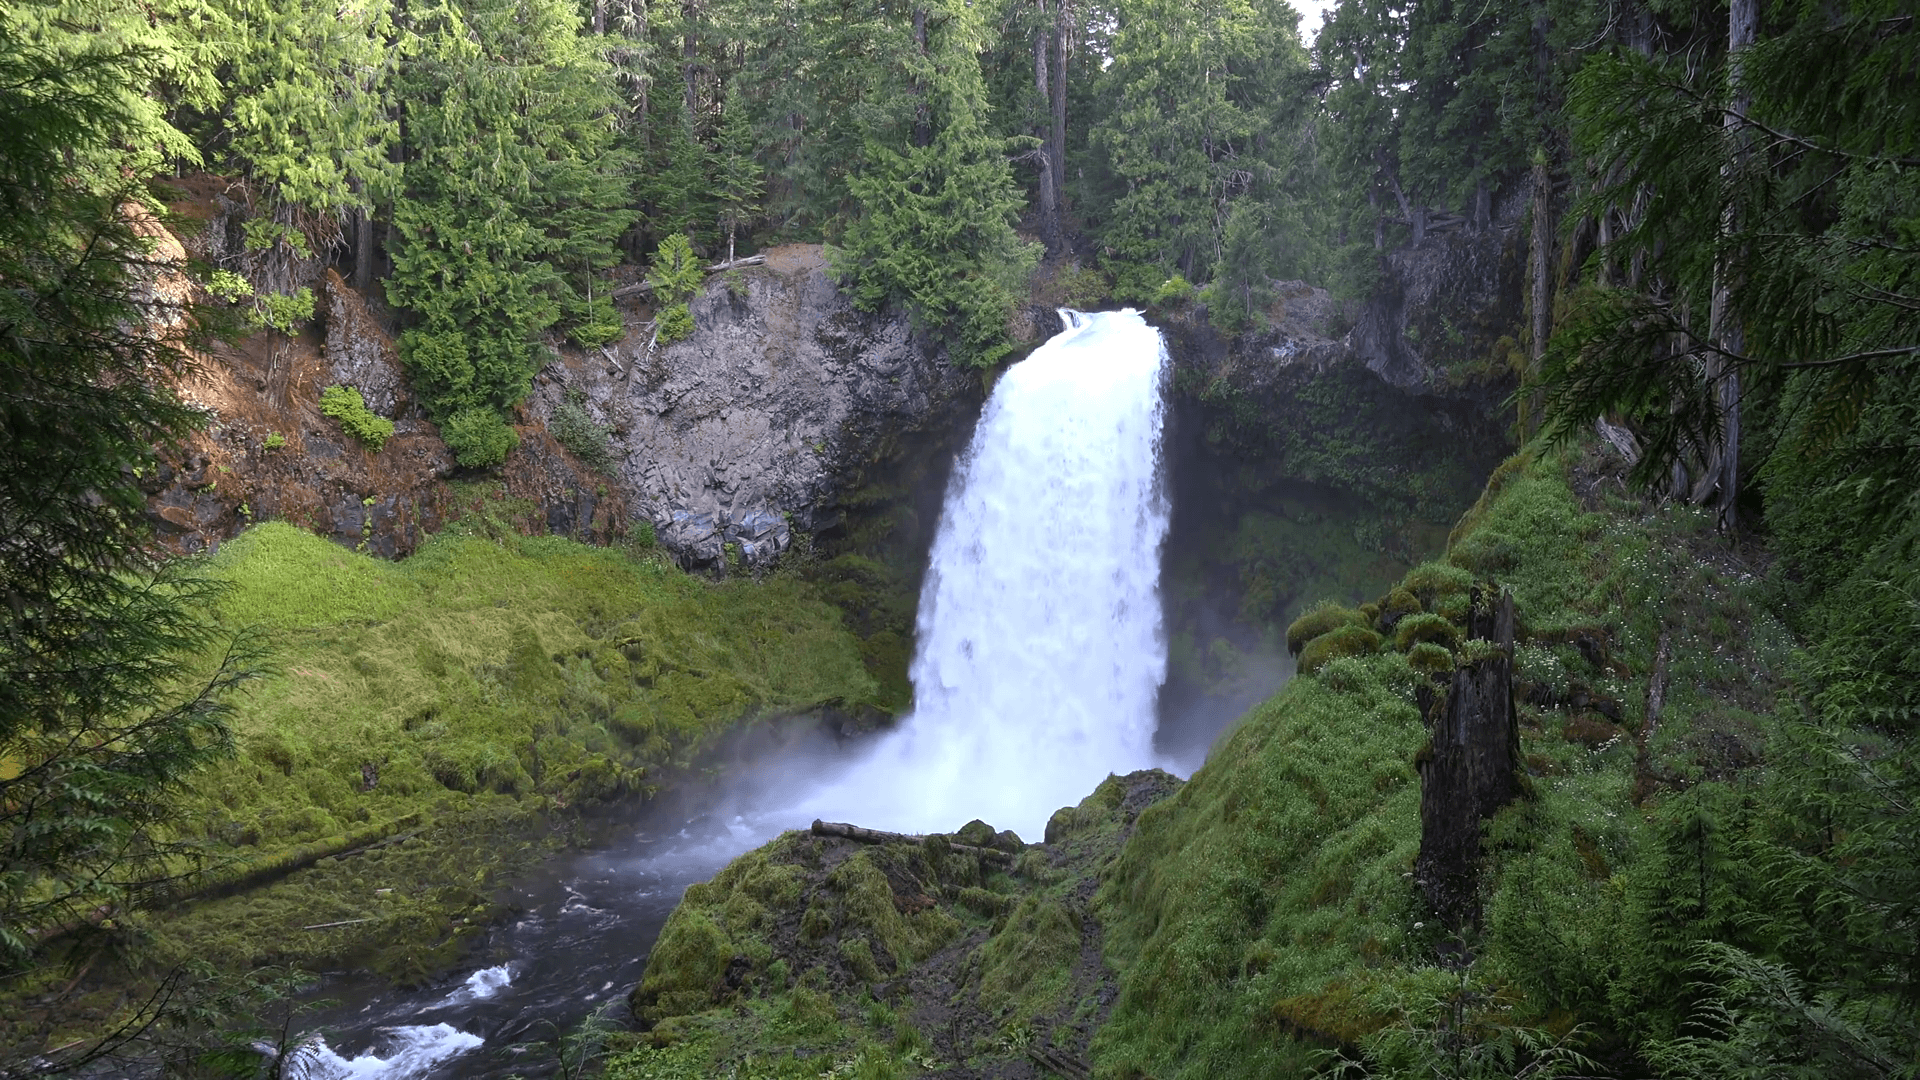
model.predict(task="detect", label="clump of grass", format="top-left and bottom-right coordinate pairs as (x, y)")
top-left (1286, 603), bottom-right (1367, 655)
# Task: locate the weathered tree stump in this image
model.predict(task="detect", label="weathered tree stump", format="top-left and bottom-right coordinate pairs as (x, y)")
top-left (1415, 585), bottom-right (1521, 931)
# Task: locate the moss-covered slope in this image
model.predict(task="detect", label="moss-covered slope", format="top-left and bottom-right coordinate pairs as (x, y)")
top-left (148, 521), bottom-right (880, 978)
top-left (606, 771), bottom-right (1182, 1079)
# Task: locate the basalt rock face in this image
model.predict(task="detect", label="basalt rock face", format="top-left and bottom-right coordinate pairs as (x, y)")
top-left (528, 245), bottom-right (979, 571)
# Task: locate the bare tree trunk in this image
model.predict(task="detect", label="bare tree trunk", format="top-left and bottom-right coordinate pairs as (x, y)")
top-left (1702, 0), bottom-right (1757, 531)
top-left (352, 206), bottom-right (374, 292)
top-left (1530, 153), bottom-right (1552, 367)
top-left (1416, 587), bottom-right (1521, 931)
top-left (682, 0), bottom-right (699, 124)
top-left (1032, 0), bottom-right (1061, 255)
top-left (593, 0), bottom-right (605, 34)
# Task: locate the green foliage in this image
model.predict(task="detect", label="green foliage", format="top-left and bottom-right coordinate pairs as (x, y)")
top-left (1535, 2), bottom-right (1919, 512)
top-left (1083, 0), bottom-right (1316, 297)
top-left (263, 431), bottom-right (286, 450)
top-left (319, 384), bottom-right (394, 451)
top-left (550, 391), bottom-right (614, 473)
top-left (386, 0), bottom-right (633, 451)
top-left (656, 302), bottom-right (695, 345)
top-left (828, 0), bottom-right (1038, 370)
top-left (1150, 274), bottom-right (1194, 308)
top-left (438, 406), bottom-right (518, 469)
top-left (190, 0), bottom-right (398, 217)
top-left (1391, 613), bottom-right (1460, 653)
top-left (0, 0), bottom-right (255, 969)
top-left (649, 234), bottom-right (706, 307)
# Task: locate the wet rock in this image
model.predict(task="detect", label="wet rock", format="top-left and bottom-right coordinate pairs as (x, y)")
top-left (322, 269), bottom-right (409, 418)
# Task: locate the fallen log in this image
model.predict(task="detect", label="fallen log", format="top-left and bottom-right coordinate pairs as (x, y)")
top-left (1028, 1046), bottom-right (1093, 1080)
top-left (810, 819), bottom-right (1012, 863)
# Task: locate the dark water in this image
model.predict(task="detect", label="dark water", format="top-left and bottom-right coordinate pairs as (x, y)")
top-left (296, 808), bottom-right (767, 1079)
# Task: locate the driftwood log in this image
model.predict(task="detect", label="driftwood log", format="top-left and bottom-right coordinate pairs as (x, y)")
top-left (610, 254), bottom-right (768, 299)
top-left (810, 819), bottom-right (1013, 864)
top-left (1415, 586), bottom-right (1521, 930)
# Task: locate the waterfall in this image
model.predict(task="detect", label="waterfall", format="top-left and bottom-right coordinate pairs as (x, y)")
top-left (802, 309), bottom-right (1173, 838)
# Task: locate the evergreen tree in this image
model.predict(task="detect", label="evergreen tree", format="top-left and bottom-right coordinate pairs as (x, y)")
top-left (0, 0), bottom-right (253, 964)
top-left (713, 84), bottom-right (764, 264)
top-left (830, 0), bottom-right (1039, 367)
top-left (1082, 0), bottom-right (1309, 299)
top-left (385, 0), bottom-right (635, 466)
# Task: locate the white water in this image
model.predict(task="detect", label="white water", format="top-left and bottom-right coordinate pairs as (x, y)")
top-left (796, 309), bottom-right (1173, 838)
top-left (297, 966), bottom-right (514, 1078)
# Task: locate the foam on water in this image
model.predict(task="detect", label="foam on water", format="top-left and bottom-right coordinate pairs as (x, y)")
top-left (797, 309), bottom-right (1173, 837)
top-left (299, 1024), bottom-right (483, 1080)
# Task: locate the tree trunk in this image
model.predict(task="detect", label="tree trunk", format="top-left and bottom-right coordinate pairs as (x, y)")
top-left (682, 0), bottom-right (699, 124)
top-left (1032, 0), bottom-right (1061, 254)
top-left (352, 205), bottom-right (374, 292)
top-left (912, 8), bottom-right (931, 148)
top-left (593, 0), bottom-right (605, 34)
top-left (1530, 153), bottom-right (1552, 368)
top-left (1415, 586), bottom-right (1521, 931)
top-left (1702, 0), bottom-right (1757, 531)
top-left (1049, 2), bottom-right (1069, 212)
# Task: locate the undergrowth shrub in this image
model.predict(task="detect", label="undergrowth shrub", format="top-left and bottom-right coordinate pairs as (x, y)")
top-left (549, 390), bottom-right (614, 472)
top-left (318, 384), bottom-right (394, 451)
top-left (1299, 624), bottom-right (1382, 673)
top-left (439, 406), bottom-right (518, 468)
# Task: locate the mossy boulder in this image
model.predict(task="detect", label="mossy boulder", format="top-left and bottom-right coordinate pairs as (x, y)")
top-left (1286, 605), bottom-right (1368, 656)
top-left (1401, 561), bottom-right (1472, 609)
top-left (1406, 641), bottom-right (1454, 675)
top-left (1299, 624), bottom-right (1383, 674)
top-left (1393, 612), bottom-right (1462, 652)
top-left (1376, 587), bottom-right (1422, 632)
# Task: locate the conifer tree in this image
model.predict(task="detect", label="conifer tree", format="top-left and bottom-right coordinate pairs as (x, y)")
top-left (0, 0), bottom-right (253, 966)
top-left (385, 0), bottom-right (635, 466)
top-left (830, 0), bottom-right (1039, 368)
top-left (713, 85), bottom-right (764, 265)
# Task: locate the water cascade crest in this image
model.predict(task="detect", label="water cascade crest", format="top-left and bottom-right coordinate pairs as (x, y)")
top-left (801, 308), bottom-right (1174, 838)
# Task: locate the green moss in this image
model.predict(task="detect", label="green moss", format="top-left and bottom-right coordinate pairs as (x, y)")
top-left (1298, 624), bottom-right (1382, 673)
top-left (973, 895), bottom-right (1081, 1020)
top-left (1286, 604), bottom-right (1366, 656)
top-left (150, 522), bottom-right (877, 974)
top-left (1392, 612), bottom-right (1462, 652)
top-left (1405, 641), bottom-right (1454, 675)
top-left (1377, 586), bottom-right (1422, 629)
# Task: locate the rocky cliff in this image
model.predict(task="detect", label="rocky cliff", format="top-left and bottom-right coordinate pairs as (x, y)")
top-left (527, 245), bottom-right (977, 571)
top-left (143, 185), bottom-right (976, 569)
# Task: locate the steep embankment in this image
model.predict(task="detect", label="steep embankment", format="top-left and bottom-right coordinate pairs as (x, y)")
top-left (610, 436), bottom-right (1793, 1078)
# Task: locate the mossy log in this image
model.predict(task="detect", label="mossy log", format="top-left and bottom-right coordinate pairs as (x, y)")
top-left (809, 819), bottom-right (1012, 864)
top-left (1414, 586), bottom-right (1520, 930)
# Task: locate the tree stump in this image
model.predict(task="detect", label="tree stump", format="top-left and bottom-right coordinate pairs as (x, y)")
top-left (1415, 585), bottom-right (1521, 931)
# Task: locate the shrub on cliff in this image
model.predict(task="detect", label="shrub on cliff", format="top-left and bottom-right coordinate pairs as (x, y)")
top-left (318, 384), bottom-right (393, 452)
top-left (438, 406), bottom-right (517, 468)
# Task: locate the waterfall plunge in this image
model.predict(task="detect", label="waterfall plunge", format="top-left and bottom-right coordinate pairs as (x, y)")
top-left (802, 310), bottom-right (1172, 839)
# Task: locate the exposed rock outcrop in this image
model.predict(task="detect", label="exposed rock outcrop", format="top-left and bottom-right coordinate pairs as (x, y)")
top-left (528, 245), bottom-right (979, 570)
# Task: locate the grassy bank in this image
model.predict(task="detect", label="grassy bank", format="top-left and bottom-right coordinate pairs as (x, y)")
top-left (140, 521), bottom-right (880, 978)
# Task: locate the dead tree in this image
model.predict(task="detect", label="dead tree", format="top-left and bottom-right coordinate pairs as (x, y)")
top-left (1415, 586), bottom-right (1522, 931)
